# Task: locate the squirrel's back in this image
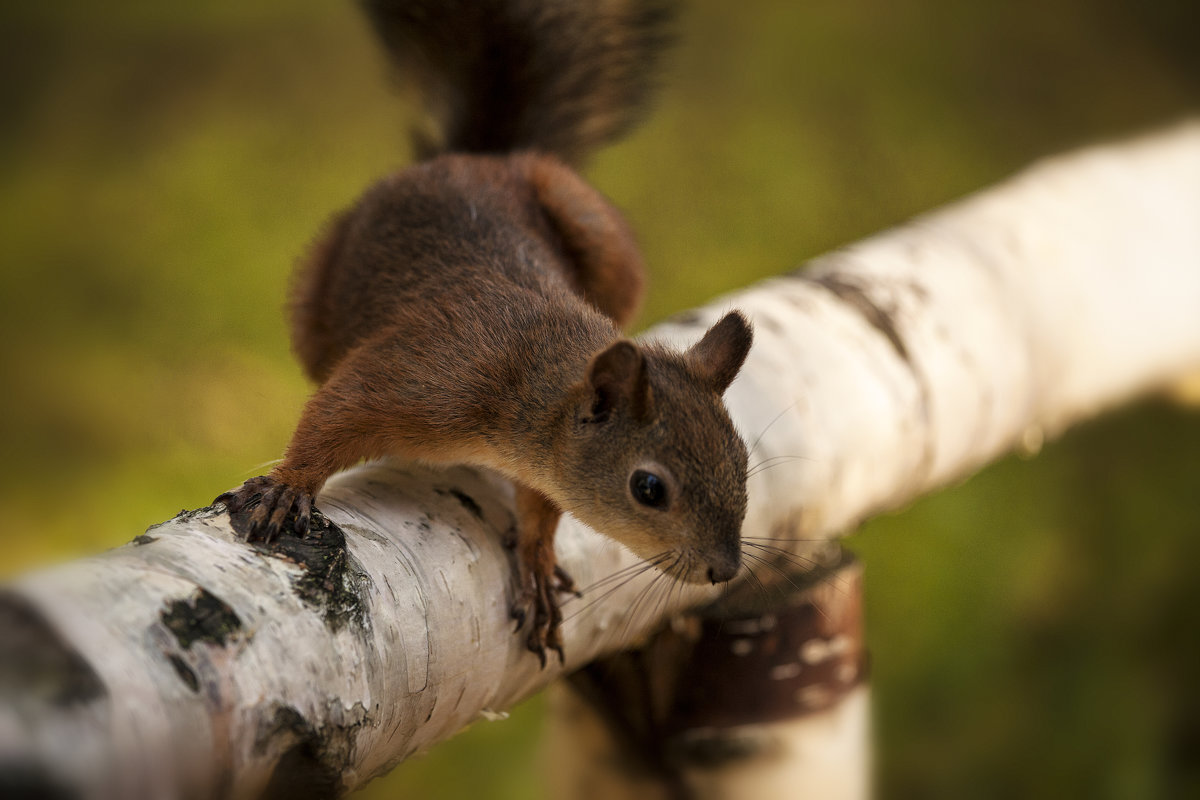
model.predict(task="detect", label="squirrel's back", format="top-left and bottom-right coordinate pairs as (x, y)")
top-left (292, 0), bottom-right (674, 380)
top-left (361, 0), bottom-right (676, 164)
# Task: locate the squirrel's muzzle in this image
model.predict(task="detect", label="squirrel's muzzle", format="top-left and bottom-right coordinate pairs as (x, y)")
top-left (705, 548), bottom-right (742, 584)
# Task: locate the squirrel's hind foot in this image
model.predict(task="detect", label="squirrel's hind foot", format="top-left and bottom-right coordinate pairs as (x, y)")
top-left (217, 476), bottom-right (313, 543)
top-left (512, 563), bottom-right (578, 668)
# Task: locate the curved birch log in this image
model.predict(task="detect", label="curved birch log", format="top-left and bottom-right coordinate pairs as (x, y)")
top-left (2, 121), bottom-right (1199, 799)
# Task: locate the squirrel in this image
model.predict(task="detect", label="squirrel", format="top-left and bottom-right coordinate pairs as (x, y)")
top-left (217, 0), bottom-right (753, 663)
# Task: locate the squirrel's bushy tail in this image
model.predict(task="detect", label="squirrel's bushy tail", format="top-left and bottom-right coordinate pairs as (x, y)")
top-left (360, 0), bottom-right (677, 165)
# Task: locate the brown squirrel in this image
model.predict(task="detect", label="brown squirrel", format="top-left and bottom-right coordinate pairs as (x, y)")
top-left (218, 0), bottom-right (753, 662)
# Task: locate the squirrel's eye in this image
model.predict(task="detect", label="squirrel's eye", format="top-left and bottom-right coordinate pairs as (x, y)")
top-left (630, 470), bottom-right (668, 510)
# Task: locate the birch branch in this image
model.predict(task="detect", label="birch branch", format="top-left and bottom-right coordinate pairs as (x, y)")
top-left (3, 121), bottom-right (1199, 799)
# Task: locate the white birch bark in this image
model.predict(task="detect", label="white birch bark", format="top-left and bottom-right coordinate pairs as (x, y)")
top-left (2, 121), bottom-right (1198, 798)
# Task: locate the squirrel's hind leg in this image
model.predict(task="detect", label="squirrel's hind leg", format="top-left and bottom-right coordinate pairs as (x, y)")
top-left (511, 486), bottom-right (577, 666)
top-left (522, 155), bottom-right (646, 329)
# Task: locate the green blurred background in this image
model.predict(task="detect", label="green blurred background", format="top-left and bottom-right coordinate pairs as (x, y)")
top-left (2, 0), bottom-right (1198, 797)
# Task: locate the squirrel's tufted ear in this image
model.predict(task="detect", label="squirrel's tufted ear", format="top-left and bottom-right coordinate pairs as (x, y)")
top-left (686, 311), bottom-right (754, 395)
top-left (584, 340), bottom-right (654, 423)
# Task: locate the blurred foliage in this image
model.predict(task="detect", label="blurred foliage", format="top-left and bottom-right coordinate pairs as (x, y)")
top-left (1, 0), bottom-right (1197, 797)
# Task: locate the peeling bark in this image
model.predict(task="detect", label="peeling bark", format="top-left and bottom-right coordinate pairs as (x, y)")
top-left (1, 122), bottom-right (1199, 798)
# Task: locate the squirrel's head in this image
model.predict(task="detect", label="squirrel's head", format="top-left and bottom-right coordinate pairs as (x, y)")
top-left (561, 311), bottom-right (753, 585)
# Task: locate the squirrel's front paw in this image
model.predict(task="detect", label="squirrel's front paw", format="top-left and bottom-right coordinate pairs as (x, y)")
top-left (216, 476), bottom-right (313, 543)
top-left (511, 564), bottom-right (578, 668)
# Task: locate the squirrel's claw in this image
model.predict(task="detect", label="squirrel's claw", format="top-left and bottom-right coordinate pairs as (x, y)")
top-left (216, 475), bottom-right (270, 513)
top-left (553, 564), bottom-right (582, 598)
top-left (512, 562), bottom-right (572, 668)
top-left (510, 604), bottom-right (528, 632)
top-left (216, 476), bottom-right (314, 543)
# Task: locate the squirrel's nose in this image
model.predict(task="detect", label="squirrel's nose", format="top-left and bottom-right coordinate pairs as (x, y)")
top-left (707, 559), bottom-right (739, 585)
top-left (704, 536), bottom-right (743, 584)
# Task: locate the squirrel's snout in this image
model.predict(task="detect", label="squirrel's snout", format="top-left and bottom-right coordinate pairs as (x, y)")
top-left (702, 534), bottom-right (744, 584)
top-left (706, 556), bottom-right (740, 585)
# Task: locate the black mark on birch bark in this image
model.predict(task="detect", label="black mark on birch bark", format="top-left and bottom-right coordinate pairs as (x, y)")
top-left (161, 588), bottom-right (243, 650)
top-left (448, 488), bottom-right (484, 520)
top-left (267, 510), bottom-right (371, 633)
top-left (808, 274), bottom-right (910, 364)
top-left (258, 706), bottom-right (342, 800)
top-left (437, 486), bottom-right (485, 521)
top-left (165, 653), bottom-right (199, 693)
top-left (0, 592), bottom-right (106, 707)
top-left (130, 534), bottom-right (157, 546)
top-left (256, 703), bottom-right (372, 800)
top-left (807, 273), bottom-right (937, 481)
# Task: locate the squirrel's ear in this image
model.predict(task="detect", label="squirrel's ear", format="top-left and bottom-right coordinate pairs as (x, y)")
top-left (686, 311), bottom-right (754, 395)
top-left (584, 340), bottom-right (654, 423)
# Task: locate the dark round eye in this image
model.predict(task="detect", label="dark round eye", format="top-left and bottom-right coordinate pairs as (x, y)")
top-left (630, 470), bottom-right (668, 509)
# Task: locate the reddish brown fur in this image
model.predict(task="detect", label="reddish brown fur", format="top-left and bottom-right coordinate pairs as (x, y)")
top-left (271, 152), bottom-right (646, 494)
top-left (288, 155), bottom-right (643, 387)
top-left (525, 157), bottom-right (645, 327)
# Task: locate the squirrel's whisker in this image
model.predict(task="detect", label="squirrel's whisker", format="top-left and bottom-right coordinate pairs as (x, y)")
top-left (745, 400), bottom-right (799, 457)
top-left (747, 454), bottom-right (812, 479)
top-left (561, 555), bottom-right (672, 623)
